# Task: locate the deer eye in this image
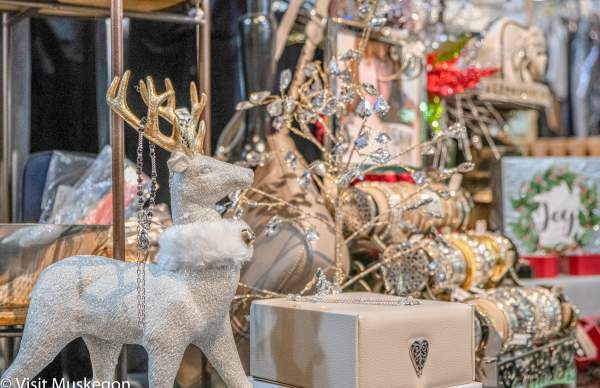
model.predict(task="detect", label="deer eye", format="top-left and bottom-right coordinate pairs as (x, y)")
top-left (200, 167), bottom-right (212, 174)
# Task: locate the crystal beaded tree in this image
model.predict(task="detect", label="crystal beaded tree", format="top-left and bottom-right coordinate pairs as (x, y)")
top-left (232, 0), bottom-right (473, 290)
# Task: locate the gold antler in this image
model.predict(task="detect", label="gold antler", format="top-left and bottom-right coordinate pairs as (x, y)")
top-left (106, 70), bottom-right (208, 155)
top-left (139, 77), bottom-right (178, 126)
top-left (189, 81), bottom-right (208, 154)
top-left (139, 77), bottom-right (208, 155)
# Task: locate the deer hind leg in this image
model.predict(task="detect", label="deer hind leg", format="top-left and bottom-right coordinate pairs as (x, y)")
top-left (1, 318), bottom-right (75, 383)
top-left (197, 315), bottom-right (251, 388)
top-left (83, 336), bottom-right (122, 382)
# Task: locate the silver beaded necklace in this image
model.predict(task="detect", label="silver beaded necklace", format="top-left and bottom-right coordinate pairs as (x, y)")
top-left (135, 116), bottom-right (157, 328)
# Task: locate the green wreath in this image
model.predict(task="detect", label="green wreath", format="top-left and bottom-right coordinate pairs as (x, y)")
top-left (510, 165), bottom-right (599, 253)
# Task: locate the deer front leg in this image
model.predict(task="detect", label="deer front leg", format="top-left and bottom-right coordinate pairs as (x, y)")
top-left (83, 335), bottom-right (122, 382)
top-left (146, 337), bottom-right (187, 388)
top-left (196, 315), bottom-right (251, 388)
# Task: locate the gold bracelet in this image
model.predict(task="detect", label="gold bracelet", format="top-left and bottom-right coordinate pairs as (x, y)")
top-left (468, 297), bottom-right (511, 350)
top-left (470, 234), bottom-right (504, 285)
top-left (422, 238), bottom-right (468, 292)
top-left (447, 236), bottom-right (478, 290)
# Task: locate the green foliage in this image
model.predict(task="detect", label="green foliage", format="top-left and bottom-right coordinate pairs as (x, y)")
top-left (424, 99), bottom-right (444, 130)
top-left (428, 35), bottom-right (472, 65)
top-left (510, 165), bottom-right (599, 254)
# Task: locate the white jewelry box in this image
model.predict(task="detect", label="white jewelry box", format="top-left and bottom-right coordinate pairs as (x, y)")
top-left (250, 293), bottom-right (476, 388)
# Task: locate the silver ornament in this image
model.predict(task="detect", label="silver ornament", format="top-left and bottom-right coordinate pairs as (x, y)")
top-left (297, 171), bottom-right (312, 190)
top-left (368, 17), bottom-right (387, 28)
top-left (328, 58), bottom-right (341, 76)
top-left (249, 91), bottom-right (271, 104)
top-left (265, 216), bottom-right (281, 237)
top-left (305, 227), bottom-right (320, 243)
top-left (354, 132), bottom-right (370, 149)
top-left (341, 49), bottom-right (360, 61)
top-left (284, 151), bottom-right (298, 170)
top-left (369, 148), bottom-right (391, 164)
top-left (374, 95), bottom-right (390, 116)
top-left (356, 98), bottom-right (372, 118)
top-left (267, 100), bottom-right (283, 117)
top-left (412, 171), bottom-right (427, 185)
top-left (3, 152), bottom-right (256, 388)
top-left (272, 116), bottom-right (284, 131)
top-left (375, 132), bottom-right (391, 144)
top-left (279, 69), bottom-right (292, 91)
top-left (362, 83), bottom-right (378, 96)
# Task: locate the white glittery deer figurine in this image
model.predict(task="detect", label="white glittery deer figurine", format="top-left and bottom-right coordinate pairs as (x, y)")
top-left (2, 70), bottom-right (255, 388)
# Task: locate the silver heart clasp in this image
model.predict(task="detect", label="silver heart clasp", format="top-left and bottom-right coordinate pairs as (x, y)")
top-left (409, 338), bottom-right (429, 378)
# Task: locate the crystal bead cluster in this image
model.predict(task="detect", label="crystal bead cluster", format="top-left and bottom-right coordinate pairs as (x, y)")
top-left (232, 0), bottom-right (477, 292)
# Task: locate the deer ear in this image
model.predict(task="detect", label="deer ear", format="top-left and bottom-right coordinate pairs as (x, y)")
top-left (167, 152), bottom-right (191, 173)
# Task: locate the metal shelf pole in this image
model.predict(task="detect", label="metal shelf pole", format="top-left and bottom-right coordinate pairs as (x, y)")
top-left (110, 0), bottom-right (124, 264)
top-left (109, 0), bottom-right (127, 381)
top-left (198, 0), bottom-right (210, 154)
top-left (0, 13), bottom-right (10, 223)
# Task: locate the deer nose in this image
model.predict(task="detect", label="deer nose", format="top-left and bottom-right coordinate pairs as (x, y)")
top-left (243, 169), bottom-right (254, 186)
top-left (241, 229), bottom-right (255, 246)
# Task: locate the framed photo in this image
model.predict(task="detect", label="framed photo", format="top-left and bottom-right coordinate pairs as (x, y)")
top-left (327, 21), bottom-right (425, 169)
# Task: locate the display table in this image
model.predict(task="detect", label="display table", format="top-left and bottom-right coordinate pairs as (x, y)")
top-left (0, 307), bottom-right (26, 326)
top-left (523, 275), bottom-right (600, 317)
top-left (249, 377), bottom-right (483, 388)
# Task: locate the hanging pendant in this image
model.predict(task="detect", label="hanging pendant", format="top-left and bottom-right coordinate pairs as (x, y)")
top-left (409, 338), bottom-right (429, 378)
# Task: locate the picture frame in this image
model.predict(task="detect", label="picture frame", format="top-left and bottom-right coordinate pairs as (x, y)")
top-left (326, 20), bottom-right (425, 169)
top-left (495, 157), bottom-right (600, 255)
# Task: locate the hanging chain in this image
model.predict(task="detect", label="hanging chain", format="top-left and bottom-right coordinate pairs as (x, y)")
top-left (135, 116), bottom-right (156, 329)
top-left (133, 82), bottom-right (158, 329)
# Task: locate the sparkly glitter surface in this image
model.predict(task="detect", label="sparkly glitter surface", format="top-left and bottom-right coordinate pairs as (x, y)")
top-left (168, 152), bottom-right (254, 225)
top-left (3, 152), bottom-right (255, 388)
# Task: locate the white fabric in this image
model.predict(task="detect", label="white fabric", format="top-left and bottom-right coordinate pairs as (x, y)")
top-left (158, 219), bottom-right (253, 271)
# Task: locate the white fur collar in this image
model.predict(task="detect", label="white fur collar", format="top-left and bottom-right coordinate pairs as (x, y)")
top-left (157, 219), bottom-right (253, 271)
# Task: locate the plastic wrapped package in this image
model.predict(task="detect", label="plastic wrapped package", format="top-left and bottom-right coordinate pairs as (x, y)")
top-left (0, 147), bottom-right (160, 307)
top-left (48, 146), bottom-right (146, 225)
top-left (0, 224), bottom-right (111, 307)
top-left (39, 151), bottom-right (94, 223)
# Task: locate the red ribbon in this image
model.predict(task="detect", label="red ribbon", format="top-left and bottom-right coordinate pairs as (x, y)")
top-left (314, 116), bottom-right (327, 144)
top-left (356, 172), bottom-right (415, 184)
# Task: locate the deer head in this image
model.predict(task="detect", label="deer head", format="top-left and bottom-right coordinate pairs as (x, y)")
top-left (107, 70), bottom-right (254, 224)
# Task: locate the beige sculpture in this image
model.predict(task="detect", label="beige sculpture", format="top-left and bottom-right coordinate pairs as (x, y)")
top-left (476, 18), bottom-right (547, 84)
